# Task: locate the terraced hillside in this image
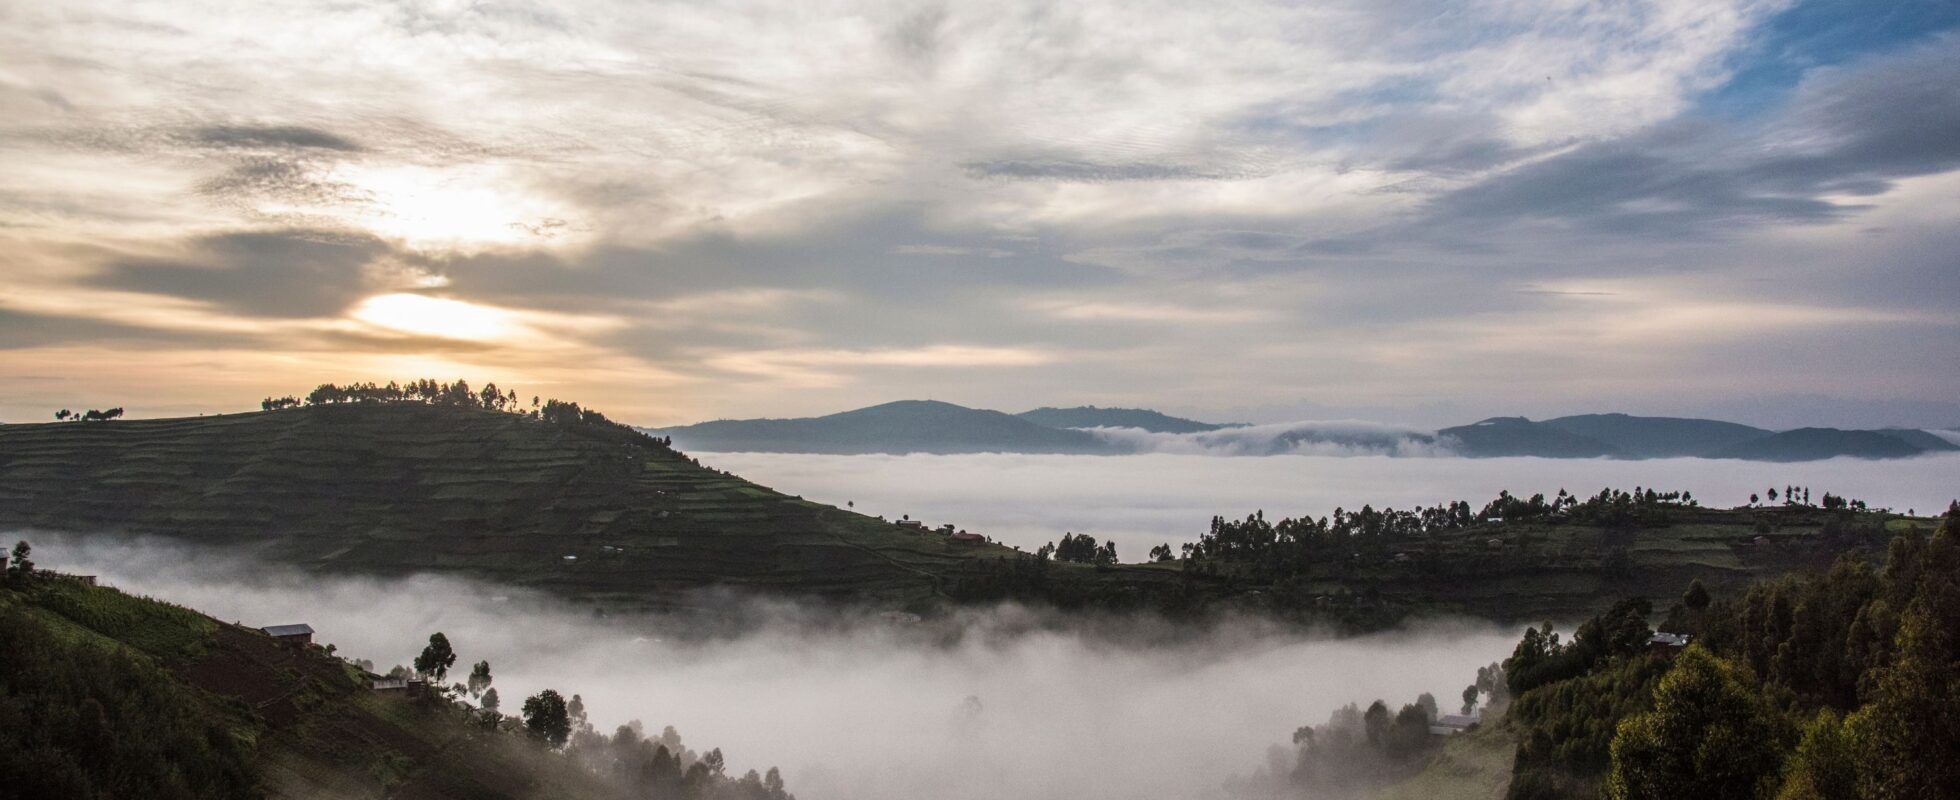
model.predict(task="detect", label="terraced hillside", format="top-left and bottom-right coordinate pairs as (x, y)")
top-left (0, 404), bottom-right (1002, 609)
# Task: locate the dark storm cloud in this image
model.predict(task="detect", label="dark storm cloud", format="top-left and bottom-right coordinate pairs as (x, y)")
top-left (1427, 34), bottom-right (1960, 235)
top-left (191, 124), bottom-right (362, 151)
top-left (90, 229), bottom-right (391, 318)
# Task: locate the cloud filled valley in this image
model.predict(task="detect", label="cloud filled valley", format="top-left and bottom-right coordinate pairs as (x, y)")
top-left (699, 451), bottom-right (1960, 555)
top-left (27, 533), bottom-right (1520, 800)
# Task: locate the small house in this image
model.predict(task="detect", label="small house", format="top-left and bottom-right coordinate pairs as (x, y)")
top-left (371, 676), bottom-right (410, 692)
top-left (898, 520), bottom-right (926, 530)
top-left (950, 531), bottom-right (987, 546)
top-left (262, 623), bottom-right (314, 646)
top-left (1429, 711), bottom-right (1480, 736)
top-left (1648, 632), bottom-right (1691, 654)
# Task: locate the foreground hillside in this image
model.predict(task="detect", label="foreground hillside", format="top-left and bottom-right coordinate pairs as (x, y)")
top-left (0, 403), bottom-right (1001, 609)
top-left (0, 570), bottom-right (796, 800)
top-left (0, 575), bottom-right (616, 799)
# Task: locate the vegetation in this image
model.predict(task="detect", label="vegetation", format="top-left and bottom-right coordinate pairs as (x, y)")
top-left (0, 594), bottom-right (257, 799)
top-left (53, 407), bottom-right (123, 422)
top-left (1494, 503), bottom-right (1960, 799)
top-left (0, 557), bottom-right (797, 800)
top-left (0, 383), bottom-right (1940, 627)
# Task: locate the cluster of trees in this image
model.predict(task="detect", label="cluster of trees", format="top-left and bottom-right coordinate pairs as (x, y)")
top-left (0, 567), bottom-right (257, 798)
top-left (292, 379), bottom-right (522, 410)
top-left (1185, 487), bottom-right (1699, 577)
top-left (1248, 671), bottom-right (1507, 799)
top-left (1039, 532), bottom-right (1118, 566)
top-left (52, 408), bottom-right (123, 422)
top-left (1748, 485), bottom-right (1868, 512)
top-left (1502, 502), bottom-right (1960, 800)
top-left (384, 630), bottom-right (791, 800)
top-left (262, 379), bottom-right (632, 431)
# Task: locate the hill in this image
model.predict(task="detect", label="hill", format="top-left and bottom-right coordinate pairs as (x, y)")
top-left (0, 573), bottom-right (796, 800)
top-left (1436, 417), bottom-right (1621, 458)
top-left (1709, 427), bottom-right (1928, 461)
top-left (1014, 406), bottom-right (1233, 434)
top-left (1539, 413), bottom-right (1770, 458)
top-left (0, 402), bottom-right (1013, 610)
top-left (647, 400), bottom-right (1110, 454)
top-left (1, 400), bottom-right (1936, 627)
top-left (0, 575), bottom-right (618, 799)
top-left (1875, 427), bottom-right (1960, 453)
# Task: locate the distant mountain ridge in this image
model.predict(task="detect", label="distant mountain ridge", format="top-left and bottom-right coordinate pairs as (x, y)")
top-left (1540, 413), bottom-right (1770, 458)
top-left (1014, 406), bottom-right (1236, 434)
top-left (650, 400), bottom-right (1108, 454)
top-left (649, 402), bottom-right (1957, 461)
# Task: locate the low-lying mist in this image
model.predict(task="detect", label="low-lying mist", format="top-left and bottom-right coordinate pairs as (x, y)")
top-left (31, 534), bottom-right (1518, 800)
top-left (700, 451), bottom-right (1960, 554)
top-left (1083, 420), bottom-right (1452, 457)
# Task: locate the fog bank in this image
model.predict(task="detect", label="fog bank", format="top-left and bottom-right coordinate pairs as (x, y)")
top-left (30, 534), bottom-right (1518, 800)
top-left (1085, 420), bottom-right (1450, 457)
top-left (702, 451), bottom-right (1960, 554)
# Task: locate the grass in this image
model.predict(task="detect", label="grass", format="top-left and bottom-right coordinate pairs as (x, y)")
top-left (1375, 724), bottom-right (1518, 800)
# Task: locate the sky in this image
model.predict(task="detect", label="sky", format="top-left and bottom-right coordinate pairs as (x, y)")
top-left (3, 0), bottom-right (1958, 427)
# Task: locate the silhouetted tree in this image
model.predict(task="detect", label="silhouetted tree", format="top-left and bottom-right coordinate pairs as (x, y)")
top-left (414, 632), bottom-right (457, 682)
top-left (467, 659), bottom-right (493, 699)
top-left (522, 689), bottom-right (572, 747)
top-left (7, 540), bottom-right (31, 582)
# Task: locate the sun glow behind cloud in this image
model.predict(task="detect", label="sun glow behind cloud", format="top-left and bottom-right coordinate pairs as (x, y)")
top-left (351, 293), bottom-right (522, 341)
top-left (332, 164), bottom-right (577, 249)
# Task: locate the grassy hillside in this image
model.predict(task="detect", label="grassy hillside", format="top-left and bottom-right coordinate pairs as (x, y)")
top-left (0, 576), bottom-right (622, 800)
top-left (0, 403), bottom-right (1010, 610)
top-left (2, 402), bottom-right (1936, 626)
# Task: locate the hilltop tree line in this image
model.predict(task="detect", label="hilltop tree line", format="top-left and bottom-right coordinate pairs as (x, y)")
top-left (1037, 532), bottom-right (1119, 566)
top-left (51, 408), bottom-right (123, 422)
top-left (381, 629), bottom-right (793, 800)
top-left (262, 379), bottom-right (643, 433)
top-left (1501, 502), bottom-right (1960, 800)
top-left (1179, 487), bottom-right (1701, 577)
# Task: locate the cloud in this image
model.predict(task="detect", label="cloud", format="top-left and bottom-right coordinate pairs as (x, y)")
top-left (961, 158), bottom-right (1241, 182)
top-left (1425, 31), bottom-right (1960, 235)
top-left (190, 124), bottom-right (362, 152)
top-left (2, 1), bottom-right (1958, 424)
top-left (27, 532), bottom-right (1523, 800)
top-left (695, 451), bottom-right (1960, 555)
top-left (1084, 420), bottom-right (1455, 457)
top-left (87, 229), bottom-right (392, 318)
